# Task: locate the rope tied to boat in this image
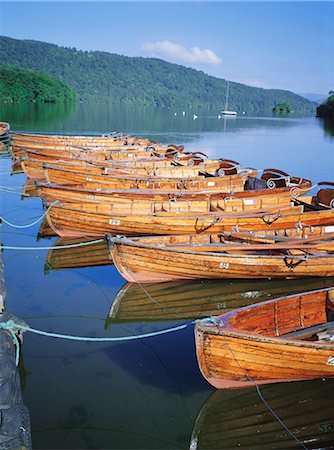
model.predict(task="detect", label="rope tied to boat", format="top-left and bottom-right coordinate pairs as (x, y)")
top-left (283, 254), bottom-right (308, 271)
top-left (1, 238), bottom-right (105, 251)
top-left (261, 212), bottom-right (282, 226)
top-left (0, 200), bottom-right (59, 229)
top-left (195, 215), bottom-right (221, 233)
top-left (0, 319), bottom-right (192, 366)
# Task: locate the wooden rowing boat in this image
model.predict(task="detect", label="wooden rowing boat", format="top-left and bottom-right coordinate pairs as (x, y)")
top-left (37, 167), bottom-right (316, 210)
top-left (11, 130), bottom-right (156, 144)
top-left (10, 131), bottom-right (158, 151)
top-left (0, 122), bottom-right (10, 152)
top-left (190, 378), bottom-right (334, 448)
top-left (107, 232), bottom-right (334, 282)
top-left (195, 286), bottom-right (334, 388)
top-left (106, 277), bottom-right (334, 325)
top-left (21, 154), bottom-right (179, 180)
top-left (43, 164), bottom-right (256, 192)
top-left (40, 183), bottom-right (333, 238)
top-left (44, 201), bottom-right (334, 237)
top-left (21, 153), bottom-right (212, 180)
top-left (38, 183), bottom-right (307, 219)
top-left (12, 143), bottom-right (161, 161)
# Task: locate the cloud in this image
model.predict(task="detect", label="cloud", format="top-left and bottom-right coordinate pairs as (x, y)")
top-left (142, 40), bottom-right (222, 65)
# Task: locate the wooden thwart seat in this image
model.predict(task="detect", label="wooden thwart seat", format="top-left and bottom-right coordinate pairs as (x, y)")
top-left (280, 321), bottom-right (334, 340)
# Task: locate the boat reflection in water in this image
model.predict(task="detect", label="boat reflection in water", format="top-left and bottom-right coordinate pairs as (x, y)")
top-left (45, 236), bottom-right (113, 272)
top-left (106, 277), bottom-right (334, 325)
top-left (22, 179), bottom-right (38, 198)
top-left (190, 378), bottom-right (334, 449)
top-left (45, 238), bottom-right (334, 324)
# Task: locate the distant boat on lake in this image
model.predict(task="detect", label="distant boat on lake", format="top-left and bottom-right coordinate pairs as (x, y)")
top-left (220, 81), bottom-right (237, 117)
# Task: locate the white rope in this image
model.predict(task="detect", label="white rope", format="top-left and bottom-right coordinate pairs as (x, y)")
top-left (0, 200), bottom-right (59, 229)
top-left (1, 239), bottom-right (104, 251)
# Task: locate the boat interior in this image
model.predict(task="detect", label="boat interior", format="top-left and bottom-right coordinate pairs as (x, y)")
top-left (221, 288), bottom-right (334, 343)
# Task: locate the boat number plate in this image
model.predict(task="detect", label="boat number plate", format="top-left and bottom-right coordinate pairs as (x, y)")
top-left (326, 356), bottom-right (334, 366)
top-left (324, 226), bottom-right (334, 233)
top-left (86, 177), bottom-right (93, 182)
top-left (109, 219), bottom-right (120, 226)
top-left (219, 262), bottom-right (229, 269)
top-left (207, 181), bottom-right (215, 187)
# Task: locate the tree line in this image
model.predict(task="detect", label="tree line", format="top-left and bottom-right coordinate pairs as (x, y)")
top-left (0, 36), bottom-right (315, 113)
top-left (0, 64), bottom-right (76, 103)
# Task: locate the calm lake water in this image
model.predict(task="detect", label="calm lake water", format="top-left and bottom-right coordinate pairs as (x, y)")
top-left (1, 103), bottom-right (334, 449)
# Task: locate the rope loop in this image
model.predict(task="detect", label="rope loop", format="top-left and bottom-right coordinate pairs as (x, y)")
top-left (0, 200), bottom-right (59, 229)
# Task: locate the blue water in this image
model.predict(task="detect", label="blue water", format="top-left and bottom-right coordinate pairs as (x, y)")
top-left (0, 104), bottom-right (334, 449)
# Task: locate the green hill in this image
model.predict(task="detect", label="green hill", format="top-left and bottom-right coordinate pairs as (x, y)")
top-left (0, 36), bottom-right (315, 113)
top-left (0, 64), bottom-right (76, 103)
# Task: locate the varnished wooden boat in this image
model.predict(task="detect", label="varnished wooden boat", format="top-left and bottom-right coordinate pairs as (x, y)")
top-left (10, 131), bottom-right (157, 148)
top-left (0, 122), bottom-right (10, 152)
top-left (21, 152), bottom-right (212, 180)
top-left (45, 185), bottom-right (334, 237)
top-left (106, 277), bottom-right (334, 324)
top-left (37, 169), bottom-right (316, 213)
top-left (195, 286), bottom-right (334, 388)
top-left (12, 143), bottom-right (161, 161)
top-left (44, 198), bottom-right (334, 237)
top-left (0, 122), bottom-right (10, 140)
top-left (43, 164), bottom-right (256, 192)
top-left (107, 232), bottom-right (334, 282)
top-left (190, 378), bottom-right (334, 449)
top-left (45, 237), bottom-right (112, 273)
top-left (39, 184), bottom-right (308, 221)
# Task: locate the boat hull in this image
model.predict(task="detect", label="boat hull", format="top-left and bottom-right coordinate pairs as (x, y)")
top-left (195, 288), bottom-right (334, 388)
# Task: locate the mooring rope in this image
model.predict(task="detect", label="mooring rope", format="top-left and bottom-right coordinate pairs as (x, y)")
top-left (0, 200), bottom-right (59, 229)
top-left (0, 187), bottom-right (30, 197)
top-left (0, 319), bottom-right (192, 366)
top-left (1, 238), bottom-right (104, 251)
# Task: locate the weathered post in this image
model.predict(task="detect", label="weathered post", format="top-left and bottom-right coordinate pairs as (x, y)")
top-left (0, 249), bottom-right (32, 449)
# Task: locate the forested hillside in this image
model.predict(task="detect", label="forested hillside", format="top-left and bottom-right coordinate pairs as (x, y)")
top-left (316, 92), bottom-right (334, 119)
top-left (0, 36), bottom-right (315, 113)
top-left (0, 64), bottom-right (76, 103)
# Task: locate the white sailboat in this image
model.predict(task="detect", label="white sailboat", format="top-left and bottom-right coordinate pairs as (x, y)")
top-left (220, 81), bottom-right (237, 116)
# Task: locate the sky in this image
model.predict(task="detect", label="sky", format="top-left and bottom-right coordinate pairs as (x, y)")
top-left (0, 1), bottom-right (333, 95)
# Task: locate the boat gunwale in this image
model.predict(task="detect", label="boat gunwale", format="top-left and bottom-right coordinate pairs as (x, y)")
top-left (195, 286), bottom-right (334, 349)
top-left (108, 234), bottom-right (334, 258)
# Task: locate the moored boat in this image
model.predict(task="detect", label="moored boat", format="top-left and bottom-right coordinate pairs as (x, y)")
top-left (107, 232), bottom-right (334, 283)
top-left (195, 286), bottom-right (334, 388)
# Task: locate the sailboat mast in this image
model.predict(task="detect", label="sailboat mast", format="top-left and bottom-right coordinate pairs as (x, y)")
top-left (225, 81), bottom-right (229, 110)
